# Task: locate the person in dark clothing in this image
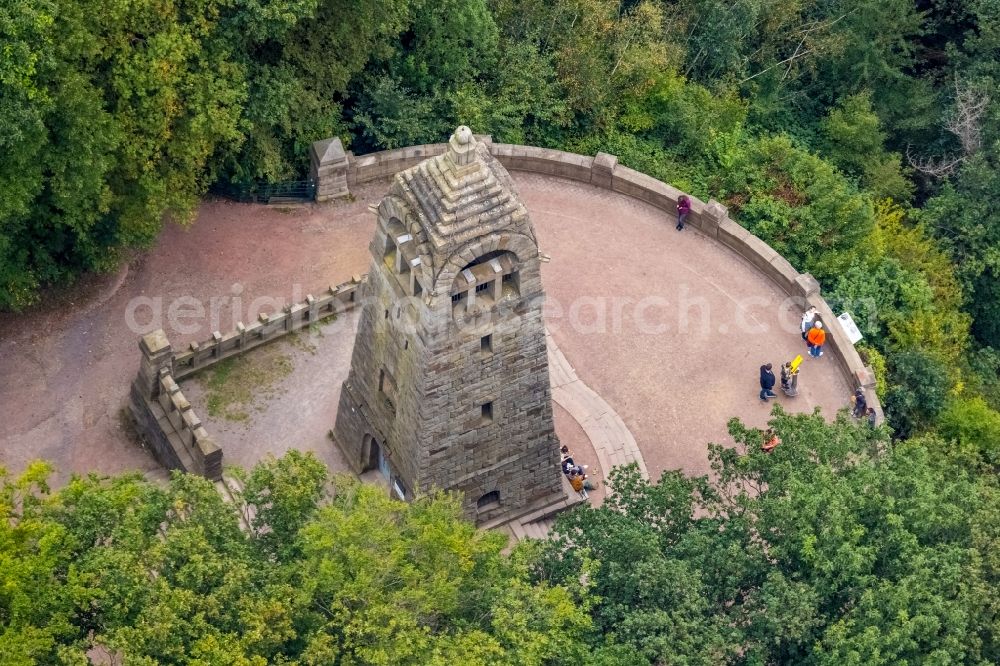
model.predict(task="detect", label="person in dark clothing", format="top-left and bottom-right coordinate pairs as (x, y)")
top-left (560, 445), bottom-right (575, 475)
top-left (676, 195), bottom-right (691, 230)
top-left (852, 389), bottom-right (867, 418)
top-left (560, 445), bottom-right (587, 476)
top-left (866, 407), bottom-right (877, 427)
top-left (760, 363), bottom-right (777, 401)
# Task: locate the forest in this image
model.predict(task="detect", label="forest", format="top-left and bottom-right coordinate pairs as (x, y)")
top-left (3, 417), bottom-right (999, 664)
top-left (1, 0), bottom-right (999, 662)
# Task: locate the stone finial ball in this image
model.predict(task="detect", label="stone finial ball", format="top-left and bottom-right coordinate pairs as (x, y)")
top-left (454, 126), bottom-right (473, 144)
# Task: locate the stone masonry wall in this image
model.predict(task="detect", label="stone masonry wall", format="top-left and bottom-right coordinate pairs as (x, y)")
top-left (131, 280), bottom-right (361, 481)
top-left (171, 280), bottom-right (360, 380)
top-left (333, 132), bottom-right (565, 525)
top-left (128, 330), bottom-right (222, 480)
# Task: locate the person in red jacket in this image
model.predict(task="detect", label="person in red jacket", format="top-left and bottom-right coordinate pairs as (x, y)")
top-left (807, 320), bottom-right (826, 357)
top-left (676, 195), bottom-right (691, 230)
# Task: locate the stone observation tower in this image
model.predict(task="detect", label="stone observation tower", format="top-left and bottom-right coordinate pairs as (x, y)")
top-left (333, 126), bottom-right (564, 524)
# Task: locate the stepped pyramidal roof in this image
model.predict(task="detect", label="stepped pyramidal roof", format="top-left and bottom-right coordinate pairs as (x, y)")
top-left (387, 126), bottom-right (536, 267)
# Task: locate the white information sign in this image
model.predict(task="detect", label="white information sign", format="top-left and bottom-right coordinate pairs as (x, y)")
top-left (837, 312), bottom-right (863, 345)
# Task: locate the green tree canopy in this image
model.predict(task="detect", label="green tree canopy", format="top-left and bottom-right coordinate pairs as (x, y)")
top-left (540, 408), bottom-right (999, 664)
top-left (0, 454), bottom-right (594, 665)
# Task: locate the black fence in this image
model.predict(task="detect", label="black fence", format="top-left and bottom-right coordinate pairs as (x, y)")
top-left (210, 179), bottom-right (316, 204)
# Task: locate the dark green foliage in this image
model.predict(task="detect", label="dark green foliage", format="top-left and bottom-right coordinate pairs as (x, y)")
top-left (924, 154), bottom-right (1000, 347)
top-left (722, 135), bottom-right (875, 281)
top-left (542, 409), bottom-right (998, 664)
top-left (351, 74), bottom-right (447, 150)
top-left (885, 350), bottom-right (951, 437)
top-left (937, 396), bottom-right (1000, 470)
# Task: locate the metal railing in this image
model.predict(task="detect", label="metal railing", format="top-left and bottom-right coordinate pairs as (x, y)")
top-left (210, 179), bottom-right (316, 204)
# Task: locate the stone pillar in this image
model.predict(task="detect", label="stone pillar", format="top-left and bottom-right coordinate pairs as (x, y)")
top-left (310, 137), bottom-right (350, 201)
top-left (699, 198), bottom-right (728, 238)
top-left (591, 152), bottom-right (617, 189)
top-left (474, 134), bottom-right (493, 152)
top-left (794, 273), bottom-right (821, 299)
top-left (137, 330), bottom-right (173, 399)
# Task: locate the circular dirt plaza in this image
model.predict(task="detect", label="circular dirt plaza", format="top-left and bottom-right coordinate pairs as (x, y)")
top-left (0, 172), bottom-right (851, 487)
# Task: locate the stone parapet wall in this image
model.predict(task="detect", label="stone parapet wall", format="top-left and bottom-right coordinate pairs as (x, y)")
top-left (172, 280), bottom-right (360, 380)
top-left (130, 280), bottom-right (362, 481)
top-left (130, 377), bottom-right (222, 480)
top-left (129, 331), bottom-right (223, 481)
top-left (348, 144), bottom-right (449, 188)
top-left (314, 138), bottom-right (882, 418)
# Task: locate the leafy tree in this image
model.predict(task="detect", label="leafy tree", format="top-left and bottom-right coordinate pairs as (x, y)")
top-left (491, 0), bottom-right (672, 129)
top-left (723, 135), bottom-right (875, 280)
top-left (449, 40), bottom-right (570, 146)
top-left (229, 449), bottom-right (329, 560)
top-left (541, 408), bottom-right (995, 664)
top-left (0, 462), bottom-right (89, 664)
top-left (820, 91), bottom-right (913, 201)
top-left (0, 0), bottom-right (319, 309)
top-left (924, 153), bottom-right (1000, 346)
top-left (1, 454), bottom-right (595, 664)
top-left (830, 201), bottom-right (969, 364)
top-left (291, 479), bottom-right (592, 664)
top-left (937, 395), bottom-right (1000, 470)
top-left (226, 0), bottom-right (411, 180)
top-left (884, 349), bottom-right (951, 437)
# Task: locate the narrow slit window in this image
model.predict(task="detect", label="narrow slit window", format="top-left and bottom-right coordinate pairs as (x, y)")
top-left (481, 401), bottom-right (493, 424)
top-left (481, 334), bottom-right (493, 353)
top-left (379, 368), bottom-right (397, 414)
top-left (502, 271), bottom-right (520, 297)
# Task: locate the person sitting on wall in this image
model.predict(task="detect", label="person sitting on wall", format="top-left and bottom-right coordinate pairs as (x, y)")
top-left (569, 470), bottom-right (596, 493)
top-left (676, 194), bottom-right (691, 231)
top-left (560, 445), bottom-right (575, 475)
top-left (560, 445), bottom-right (588, 476)
top-left (851, 388), bottom-right (867, 418)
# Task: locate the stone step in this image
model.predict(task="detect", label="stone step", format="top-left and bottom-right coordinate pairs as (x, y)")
top-left (214, 475), bottom-right (251, 531)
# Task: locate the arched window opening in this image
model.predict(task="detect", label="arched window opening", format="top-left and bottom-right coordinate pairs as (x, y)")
top-left (361, 434), bottom-right (377, 472)
top-left (461, 249), bottom-right (507, 272)
top-left (451, 250), bottom-right (520, 311)
top-left (477, 490), bottom-right (500, 512)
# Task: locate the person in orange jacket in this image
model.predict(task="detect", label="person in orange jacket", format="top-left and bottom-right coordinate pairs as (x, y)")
top-left (761, 428), bottom-right (781, 453)
top-left (807, 320), bottom-right (826, 357)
